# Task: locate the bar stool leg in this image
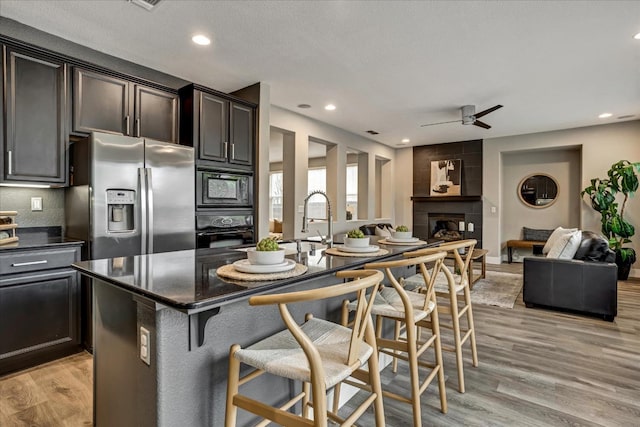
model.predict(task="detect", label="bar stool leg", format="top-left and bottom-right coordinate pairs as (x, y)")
top-left (302, 382), bottom-right (310, 419)
top-left (463, 285), bottom-right (479, 367)
top-left (365, 319), bottom-right (386, 427)
top-left (225, 344), bottom-right (241, 427)
top-left (392, 319), bottom-right (401, 373)
top-left (430, 304), bottom-right (448, 413)
top-left (448, 290), bottom-right (465, 393)
top-left (405, 321), bottom-right (422, 427)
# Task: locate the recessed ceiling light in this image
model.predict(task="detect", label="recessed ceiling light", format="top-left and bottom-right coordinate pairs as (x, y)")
top-left (297, 104), bottom-right (311, 109)
top-left (324, 104), bottom-right (336, 111)
top-left (401, 138), bottom-right (410, 143)
top-left (598, 113), bottom-right (612, 119)
top-left (192, 34), bottom-right (211, 46)
top-left (634, 32), bottom-right (640, 40)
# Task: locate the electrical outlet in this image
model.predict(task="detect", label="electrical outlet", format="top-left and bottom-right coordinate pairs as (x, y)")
top-left (468, 222), bottom-right (475, 232)
top-left (490, 206), bottom-right (497, 214)
top-left (31, 197), bottom-right (43, 211)
top-left (140, 326), bottom-right (151, 365)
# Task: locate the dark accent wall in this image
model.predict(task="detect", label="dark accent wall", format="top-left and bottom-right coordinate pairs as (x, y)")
top-left (412, 140), bottom-right (483, 247)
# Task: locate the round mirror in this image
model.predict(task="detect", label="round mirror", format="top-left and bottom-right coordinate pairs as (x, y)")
top-left (518, 174), bottom-right (559, 208)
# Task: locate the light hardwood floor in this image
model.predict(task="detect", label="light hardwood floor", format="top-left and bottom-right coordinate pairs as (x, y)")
top-left (1, 263), bottom-right (639, 427)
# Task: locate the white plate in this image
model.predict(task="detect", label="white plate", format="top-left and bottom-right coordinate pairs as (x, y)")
top-left (386, 237), bottom-right (419, 243)
top-left (233, 258), bottom-right (296, 274)
top-left (338, 245), bottom-right (380, 253)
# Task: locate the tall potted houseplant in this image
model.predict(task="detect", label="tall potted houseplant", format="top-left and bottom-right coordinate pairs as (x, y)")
top-left (581, 160), bottom-right (640, 280)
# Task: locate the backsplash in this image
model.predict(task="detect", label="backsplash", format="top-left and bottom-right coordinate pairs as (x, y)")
top-left (0, 187), bottom-right (65, 229)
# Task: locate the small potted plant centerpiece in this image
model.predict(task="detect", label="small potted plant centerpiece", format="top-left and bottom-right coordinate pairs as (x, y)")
top-left (392, 225), bottom-right (412, 239)
top-left (344, 229), bottom-right (370, 248)
top-left (247, 237), bottom-right (285, 265)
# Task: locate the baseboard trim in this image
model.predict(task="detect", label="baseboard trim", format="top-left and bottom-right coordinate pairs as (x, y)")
top-left (629, 268), bottom-right (639, 279)
top-left (487, 256), bottom-right (502, 264)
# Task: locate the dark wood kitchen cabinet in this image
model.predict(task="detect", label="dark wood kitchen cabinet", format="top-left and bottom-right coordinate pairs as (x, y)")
top-left (180, 85), bottom-right (255, 169)
top-left (1, 45), bottom-right (68, 185)
top-left (72, 68), bottom-right (179, 143)
top-left (0, 245), bottom-right (82, 376)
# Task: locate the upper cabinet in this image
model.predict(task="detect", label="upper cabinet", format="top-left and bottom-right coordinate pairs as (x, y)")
top-left (72, 68), bottom-right (179, 144)
top-left (180, 85), bottom-right (255, 169)
top-left (1, 46), bottom-right (68, 185)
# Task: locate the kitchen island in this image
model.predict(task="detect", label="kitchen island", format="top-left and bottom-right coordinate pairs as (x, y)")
top-left (74, 238), bottom-right (437, 427)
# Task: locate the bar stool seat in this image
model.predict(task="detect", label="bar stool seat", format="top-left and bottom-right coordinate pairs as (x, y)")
top-left (235, 317), bottom-right (373, 389)
top-left (347, 288), bottom-right (435, 322)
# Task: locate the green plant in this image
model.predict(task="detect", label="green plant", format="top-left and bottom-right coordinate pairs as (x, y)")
top-left (347, 229), bottom-right (365, 239)
top-left (396, 225), bottom-right (409, 232)
top-left (256, 237), bottom-right (280, 251)
top-left (581, 160), bottom-right (640, 263)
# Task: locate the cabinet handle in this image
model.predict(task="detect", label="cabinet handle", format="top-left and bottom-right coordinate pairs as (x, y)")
top-left (125, 115), bottom-right (130, 136)
top-left (223, 141), bottom-right (228, 158)
top-left (231, 143), bottom-right (235, 160)
top-left (7, 150), bottom-right (12, 175)
top-left (11, 260), bottom-right (48, 267)
top-left (136, 118), bottom-right (141, 137)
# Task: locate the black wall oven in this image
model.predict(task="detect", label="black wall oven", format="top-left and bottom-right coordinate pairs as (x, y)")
top-left (196, 168), bottom-right (253, 208)
top-left (196, 210), bottom-right (254, 249)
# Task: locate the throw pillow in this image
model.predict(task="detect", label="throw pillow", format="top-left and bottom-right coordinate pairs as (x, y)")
top-left (522, 227), bottom-right (554, 242)
top-left (547, 230), bottom-right (582, 259)
top-left (543, 226), bottom-right (578, 254)
top-left (375, 225), bottom-right (391, 237)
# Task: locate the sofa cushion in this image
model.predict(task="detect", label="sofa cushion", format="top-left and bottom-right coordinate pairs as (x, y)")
top-left (547, 230), bottom-right (582, 259)
top-left (573, 231), bottom-right (616, 262)
top-left (543, 226), bottom-right (578, 254)
top-left (522, 227), bottom-right (554, 242)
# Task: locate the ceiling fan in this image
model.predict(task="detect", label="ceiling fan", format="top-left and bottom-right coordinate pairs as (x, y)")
top-left (421, 104), bottom-right (503, 129)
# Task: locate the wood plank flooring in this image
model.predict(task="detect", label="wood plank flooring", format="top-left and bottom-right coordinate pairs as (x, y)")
top-left (1, 263), bottom-right (638, 426)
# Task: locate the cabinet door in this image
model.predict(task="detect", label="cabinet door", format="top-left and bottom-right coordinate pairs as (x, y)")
top-left (0, 270), bottom-right (80, 375)
top-left (73, 68), bottom-right (130, 135)
top-left (198, 92), bottom-right (228, 162)
top-left (229, 102), bottom-right (254, 166)
top-left (4, 47), bottom-right (67, 184)
top-left (134, 85), bottom-right (179, 143)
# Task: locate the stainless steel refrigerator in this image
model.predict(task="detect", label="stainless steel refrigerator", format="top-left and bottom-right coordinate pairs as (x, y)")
top-left (66, 132), bottom-right (195, 259)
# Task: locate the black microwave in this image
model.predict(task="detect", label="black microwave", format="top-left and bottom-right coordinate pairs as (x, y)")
top-left (197, 169), bottom-right (253, 208)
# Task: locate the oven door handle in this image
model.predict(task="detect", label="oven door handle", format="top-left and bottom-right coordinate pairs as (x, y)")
top-left (197, 229), bottom-right (251, 237)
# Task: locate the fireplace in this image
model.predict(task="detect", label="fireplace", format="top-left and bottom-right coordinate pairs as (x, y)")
top-left (429, 213), bottom-right (465, 242)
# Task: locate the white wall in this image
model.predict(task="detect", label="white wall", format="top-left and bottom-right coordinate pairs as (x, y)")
top-left (263, 105), bottom-right (403, 240)
top-left (484, 120), bottom-right (640, 276)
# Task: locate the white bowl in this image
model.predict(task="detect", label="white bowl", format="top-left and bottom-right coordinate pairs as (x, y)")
top-left (344, 236), bottom-right (370, 248)
top-left (392, 231), bottom-right (412, 239)
top-left (246, 248), bottom-right (286, 265)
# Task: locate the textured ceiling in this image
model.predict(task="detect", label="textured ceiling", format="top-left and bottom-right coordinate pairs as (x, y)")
top-left (0, 0), bottom-right (638, 147)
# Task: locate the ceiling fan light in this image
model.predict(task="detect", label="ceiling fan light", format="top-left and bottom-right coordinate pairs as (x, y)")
top-left (599, 113), bottom-right (612, 118)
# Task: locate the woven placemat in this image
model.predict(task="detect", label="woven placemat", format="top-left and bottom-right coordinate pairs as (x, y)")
top-left (216, 263), bottom-right (308, 282)
top-left (377, 239), bottom-right (427, 246)
top-left (325, 247), bottom-right (389, 257)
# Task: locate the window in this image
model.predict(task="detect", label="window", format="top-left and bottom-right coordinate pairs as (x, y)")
top-left (346, 164), bottom-right (358, 220)
top-left (307, 168), bottom-right (327, 219)
top-left (269, 172), bottom-right (283, 220)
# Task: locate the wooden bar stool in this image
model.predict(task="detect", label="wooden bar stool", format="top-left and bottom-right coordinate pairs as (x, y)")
top-left (225, 269), bottom-right (386, 427)
top-left (338, 252), bottom-right (448, 427)
top-left (404, 239), bottom-right (479, 393)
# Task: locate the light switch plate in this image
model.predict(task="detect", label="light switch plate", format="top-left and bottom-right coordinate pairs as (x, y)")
top-left (31, 197), bottom-right (43, 211)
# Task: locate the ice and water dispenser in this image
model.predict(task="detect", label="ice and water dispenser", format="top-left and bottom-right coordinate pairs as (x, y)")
top-left (106, 190), bottom-right (135, 232)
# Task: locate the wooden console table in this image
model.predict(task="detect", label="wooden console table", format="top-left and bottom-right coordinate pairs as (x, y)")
top-left (445, 248), bottom-right (489, 289)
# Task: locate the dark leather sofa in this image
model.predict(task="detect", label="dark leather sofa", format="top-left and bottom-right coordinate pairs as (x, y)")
top-left (523, 231), bottom-right (618, 321)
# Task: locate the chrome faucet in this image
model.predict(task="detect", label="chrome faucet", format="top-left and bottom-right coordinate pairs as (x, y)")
top-left (301, 190), bottom-right (333, 248)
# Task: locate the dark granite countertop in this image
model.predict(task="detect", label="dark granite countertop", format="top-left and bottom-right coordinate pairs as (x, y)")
top-left (0, 227), bottom-right (83, 251)
top-left (73, 237), bottom-right (440, 313)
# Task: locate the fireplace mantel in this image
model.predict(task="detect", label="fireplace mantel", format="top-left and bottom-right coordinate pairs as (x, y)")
top-left (411, 195), bottom-right (482, 202)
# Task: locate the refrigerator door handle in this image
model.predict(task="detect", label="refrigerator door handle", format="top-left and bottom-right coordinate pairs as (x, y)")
top-left (139, 167), bottom-right (148, 254)
top-left (146, 168), bottom-right (154, 254)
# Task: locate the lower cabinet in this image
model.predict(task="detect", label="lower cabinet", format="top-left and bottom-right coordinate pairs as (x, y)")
top-left (0, 247), bottom-right (82, 376)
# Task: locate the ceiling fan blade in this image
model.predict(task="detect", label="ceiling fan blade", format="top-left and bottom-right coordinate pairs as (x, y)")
top-left (473, 104), bottom-right (503, 119)
top-left (473, 120), bottom-right (491, 129)
top-left (420, 119), bottom-right (462, 127)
